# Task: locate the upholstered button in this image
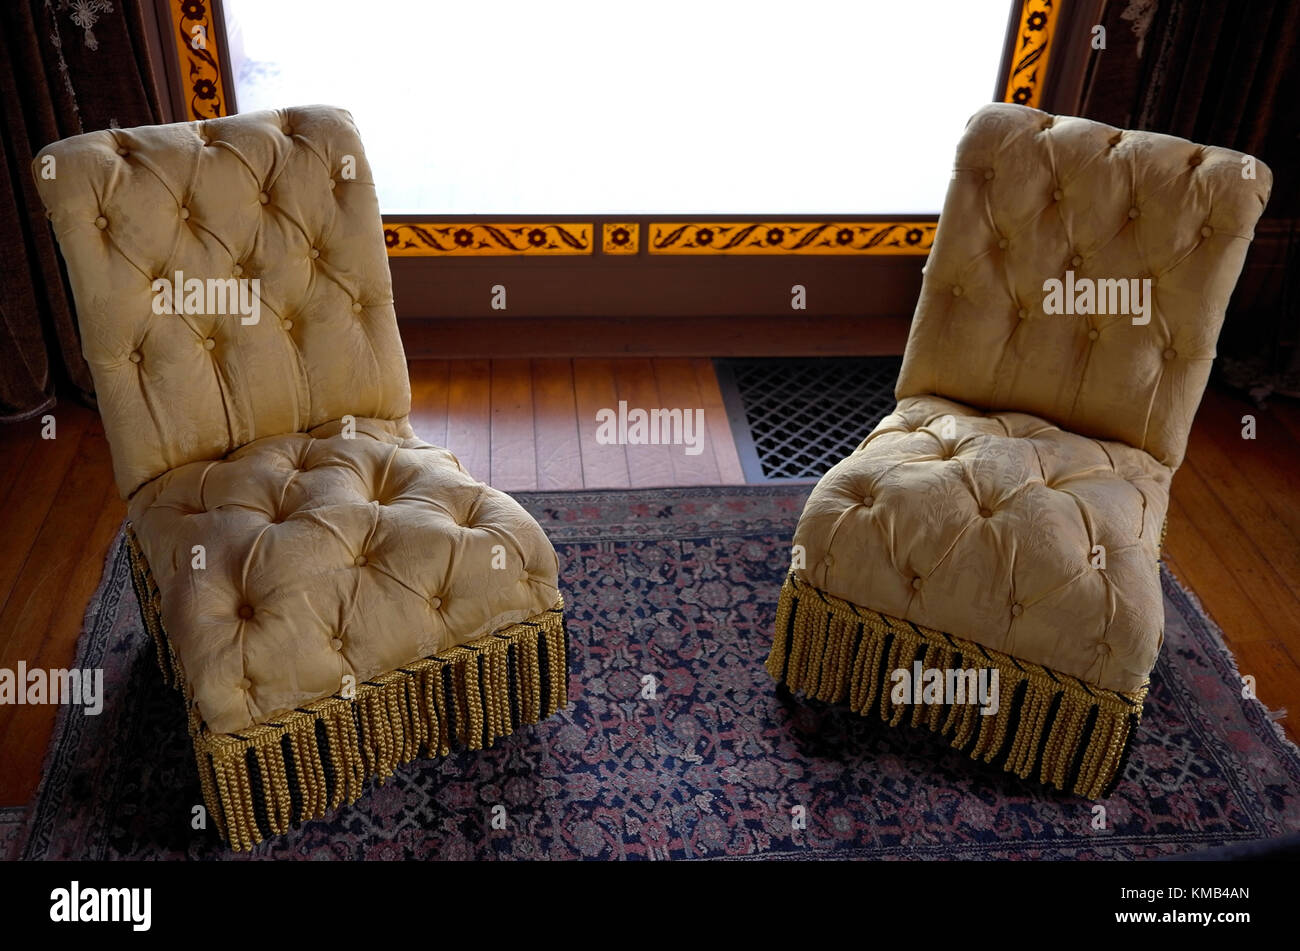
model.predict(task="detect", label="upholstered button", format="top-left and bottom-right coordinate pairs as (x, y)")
top-left (258, 191), bottom-right (269, 204)
top-left (997, 237), bottom-right (1008, 250)
top-left (354, 554), bottom-right (368, 567)
top-left (1128, 207), bottom-right (1140, 219)
top-left (1042, 118), bottom-right (1054, 130)
top-left (331, 637), bottom-right (344, 652)
top-left (116, 147), bottom-right (129, 157)
top-left (1201, 225), bottom-right (1213, 238)
top-left (911, 577), bottom-right (923, 590)
top-left (179, 207), bottom-right (190, 220)
top-left (1109, 133), bottom-right (1122, 147)
top-left (1052, 189), bottom-right (1063, 201)
top-left (951, 285), bottom-right (962, 297)
top-left (281, 318), bottom-right (293, 331)
top-left (1071, 255), bottom-right (1082, 267)
top-left (984, 169), bottom-right (995, 181)
top-left (203, 337), bottom-right (216, 350)
top-left (238, 678), bottom-right (252, 690)
top-left (232, 263), bottom-right (244, 277)
top-left (430, 596), bottom-right (442, 609)
top-left (94, 216), bottom-right (108, 229)
top-left (309, 247), bottom-right (320, 259)
top-left (1087, 329), bottom-right (1099, 341)
top-left (1011, 603), bottom-right (1023, 617)
top-left (1163, 348), bottom-right (1177, 360)
top-left (823, 554), bottom-right (834, 567)
top-left (861, 495), bottom-right (874, 507)
top-left (128, 350), bottom-right (142, 364)
top-left (351, 301), bottom-right (363, 314)
top-left (1017, 308), bottom-right (1028, 320)
top-left (1188, 153), bottom-right (1202, 166)
top-left (1097, 642), bottom-right (1111, 654)
top-left (237, 605), bottom-right (254, 620)
top-left (328, 179), bottom-right (337, 190)
top-left (198, 135), bottom-right (209, 146)
top-left (980, 507), bottom-right (992, 518)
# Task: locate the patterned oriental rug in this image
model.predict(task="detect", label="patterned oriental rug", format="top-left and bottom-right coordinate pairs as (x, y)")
top-left (6, 486), bottom-right (1300, 860)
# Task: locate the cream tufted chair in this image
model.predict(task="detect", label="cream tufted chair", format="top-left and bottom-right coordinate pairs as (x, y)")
top-left (35, 106), bottom-right (568, 849)
top-left (767, 103), bottom-right (1271, 797)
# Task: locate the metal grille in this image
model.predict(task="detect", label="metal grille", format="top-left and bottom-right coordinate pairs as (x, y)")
top-left (714, 357), bottom-right (902, 482)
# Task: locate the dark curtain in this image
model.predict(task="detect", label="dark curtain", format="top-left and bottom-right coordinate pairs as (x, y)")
top-left (0, 0), bottom-right (164, 422)
top-left (1082, 0), bottom-right (1299, 216)
top-left (1078, 0), bottom-right (1300, 396)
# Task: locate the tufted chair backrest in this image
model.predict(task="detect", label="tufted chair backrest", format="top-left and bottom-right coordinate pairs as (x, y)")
top-left (34, 106), bottom-right (411, 499)
top-left (896, 103), bottom-right (1271, 469)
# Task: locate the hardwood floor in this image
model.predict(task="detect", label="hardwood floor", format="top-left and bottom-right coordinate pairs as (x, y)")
top-left (408, 357), bottom-right (745, 489)
top-left (0, 408), bottom-right (126, 806)
top-left (1163, 390), bottom-right (1300, 721)
top-left (0, 362), bottom-right (1297, 807)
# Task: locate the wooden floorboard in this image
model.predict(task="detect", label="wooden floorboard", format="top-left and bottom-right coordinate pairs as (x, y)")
top-left (443, 358), bottom-right (491, 482)
top-left (571, 358), bottom-right (631, 489)
top-left (489, 359), bottom-right (537, 492)
top-left (651, 358), bottom-right (722, 486)
top-left (1164, 491), bottom-right (1277, 642)
top-left (0, 410), bottom-right (124, 804)
top-left (693, 357), bottom-right (746, 484)
top-left (407, 358), bottom-right (450, 448)
top-left (0, 368), bottom-right (1297, 808)
top-left (531, 359), bottom-right (583, 491)
top-left (0, 411), bottom-right (90, 614)
top-left (0, 416), bottom-right (38, 506)
top-left (1163, 384), bottom-right (1300, 724)
top-left (614, 358), bottom-right (676, 489)
top-left (1185, 391), bottom-right (1300, 591)
top-left (1167, 463), bottom-right (1300, 642)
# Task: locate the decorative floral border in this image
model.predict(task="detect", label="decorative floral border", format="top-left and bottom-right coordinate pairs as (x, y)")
top-left (384, 223), bottom-right (594, 256)
top-left (167, 0), bottom-right (227, 120)
top-left (1003, 0), bottom-right (1062, 108)
top-left (602, 223), bottom-right (640, 254)
top-left (648, 222), bottom-right (935, 255)
top-left (383, 221), bottom-right (934, 256)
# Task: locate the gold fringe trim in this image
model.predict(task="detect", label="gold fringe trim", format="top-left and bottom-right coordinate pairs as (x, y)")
top-left (766, 573), bottom-right (1147, 799)
top-left (124, 525), bottom-right (569, 851)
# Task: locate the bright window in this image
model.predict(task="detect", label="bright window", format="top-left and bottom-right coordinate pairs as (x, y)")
top-left (224, 0), bottom-right (1010, 214)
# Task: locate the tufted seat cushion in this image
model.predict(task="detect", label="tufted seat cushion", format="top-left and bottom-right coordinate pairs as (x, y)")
top-left (792, 395), bottom-right (1169, 693)
top-left (127, 417), bottom-right (560, 736)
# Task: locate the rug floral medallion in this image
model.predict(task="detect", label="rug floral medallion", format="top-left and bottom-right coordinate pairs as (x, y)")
top-left (10, 486), bottom-right (1300, 859)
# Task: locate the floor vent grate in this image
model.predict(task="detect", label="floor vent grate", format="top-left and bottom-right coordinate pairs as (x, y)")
top-left (714, 357), bottom-right (902, 482)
